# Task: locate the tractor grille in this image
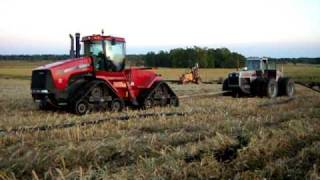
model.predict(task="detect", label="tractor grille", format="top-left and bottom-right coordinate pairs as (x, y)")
top-left (228, 75), bottom-right (239, 85)
top-left (31, 70), bottom-right (53, 90)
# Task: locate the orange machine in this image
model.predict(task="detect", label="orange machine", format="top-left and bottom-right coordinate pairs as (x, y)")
top-left (179, 63), bottom-right (201, 84)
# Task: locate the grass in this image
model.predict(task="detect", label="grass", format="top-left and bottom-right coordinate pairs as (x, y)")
top-left (282, 63), bottom-right (320, 83)
top-left (0, 60), bottom-right (320, 179)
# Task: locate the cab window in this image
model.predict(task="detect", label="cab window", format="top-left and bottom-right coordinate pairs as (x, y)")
top-left (105, 41), bottom-right (125, 71)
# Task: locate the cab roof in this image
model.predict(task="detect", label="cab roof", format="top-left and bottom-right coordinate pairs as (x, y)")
top-left (82, 35), bottom-right (125, 42)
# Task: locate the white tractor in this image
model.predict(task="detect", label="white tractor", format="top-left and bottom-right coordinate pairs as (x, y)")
top-left (223, 57), bottom-right (295, 98)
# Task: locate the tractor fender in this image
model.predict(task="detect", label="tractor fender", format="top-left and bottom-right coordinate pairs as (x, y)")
top-left (145, 76), bottom-right (163, 89)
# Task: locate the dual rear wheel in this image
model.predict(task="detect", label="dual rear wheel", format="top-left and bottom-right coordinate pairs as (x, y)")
top-left (252, 78), bottom-right (295, 98)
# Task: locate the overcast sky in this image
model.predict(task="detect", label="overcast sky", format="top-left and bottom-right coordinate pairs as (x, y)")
top-left (0, 0), bottom-right (319, 57)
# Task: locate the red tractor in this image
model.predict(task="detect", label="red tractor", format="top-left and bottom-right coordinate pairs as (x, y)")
top-left (31, 32), bottom-right (179, 115)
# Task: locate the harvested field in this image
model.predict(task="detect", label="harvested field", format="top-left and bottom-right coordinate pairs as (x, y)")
top-left (0, 61), bottom-right (319, 179)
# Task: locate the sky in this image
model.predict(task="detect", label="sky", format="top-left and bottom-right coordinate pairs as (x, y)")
top-left (0, 0), bottom-right (319, 57)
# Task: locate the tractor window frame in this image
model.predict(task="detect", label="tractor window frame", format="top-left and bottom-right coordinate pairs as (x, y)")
top-left (246, 60), bottom-right (261, 71)
top-left (83, 40), bottom-right (125, 72)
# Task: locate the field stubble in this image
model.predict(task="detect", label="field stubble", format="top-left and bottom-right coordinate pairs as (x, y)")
top-left (0, 77), bottom-right (319, 179)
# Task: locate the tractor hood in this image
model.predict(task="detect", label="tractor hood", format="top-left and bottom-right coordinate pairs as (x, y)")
top-left (34, 57), bottom-right (92, 71)
top-left (32, 57), bottom-right (93, 90)
top-left (228, 70), bottom-right (256, 79)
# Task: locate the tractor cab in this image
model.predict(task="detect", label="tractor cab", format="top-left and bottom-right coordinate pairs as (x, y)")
top-left (82, 35), bottom-right (126, 72)
top-left (246, 57), bottom-right (276, 72)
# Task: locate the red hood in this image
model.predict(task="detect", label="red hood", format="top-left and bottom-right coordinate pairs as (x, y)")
top-left (33, 57), bottom-right (93, 90)
top-left (34, 57), bottom-right (91, 71)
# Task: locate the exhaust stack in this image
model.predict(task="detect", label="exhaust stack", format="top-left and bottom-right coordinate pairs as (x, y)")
top-left (69, 34), bottom-right (75, 58)
top-left (75, 33), bottom-right (81, 58)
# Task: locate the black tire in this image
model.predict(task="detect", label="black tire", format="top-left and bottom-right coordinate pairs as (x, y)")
top-left (110, 99), bottom-right (123, 112)
top-left (74, 100), bottom-right (89, 115)
top-left (251, 78), bottom-right (265, 97)
top-left (279, 78), bottom-right (295, 97)
top-left (232, 89), bottom-right (240, 98)
top-left (38, 100), bottom-right (52, 110)
top-left (222, 79), bottom-right (229, 91)
top-left (266, 78), bottom-right (278, 98)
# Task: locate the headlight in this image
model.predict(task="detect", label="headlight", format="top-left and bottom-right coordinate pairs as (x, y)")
top-left (40, 90), bottom-right (49, 93)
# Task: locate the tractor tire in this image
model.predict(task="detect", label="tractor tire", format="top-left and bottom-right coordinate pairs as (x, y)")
top-left (251, 78), bottom-right (265, 97)
top-left (74, 100), bottom-right (89, 115)
top-left (266, 78), bottom-right (278, 98)
top-left (110, 99), bottom-right (124, 112)
top-left (38, 100), bottom-right (52, 110)
top-left (222, 79), bottom-right (229, 91)
top-left (232, 89), bottom-right (240, 98)
top-left (279, 78), bottom-right (295, 97)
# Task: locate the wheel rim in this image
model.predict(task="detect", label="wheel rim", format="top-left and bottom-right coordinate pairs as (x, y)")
top-left (287, 82), bottom-right (294, 96)
top-left (144, 99), bottom-right (153, 108)
top-left (111, 101), bottom-right (121, 111)
top-left (269, 83), bottom-right (277, 97)
top-left (77, 102), bottom-right (87, 114)
top-left (91, 87), bottom-right (103, 98)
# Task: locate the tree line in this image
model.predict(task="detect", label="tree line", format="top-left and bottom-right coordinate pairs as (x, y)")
top-left (0, 50), bottom-right (319, 68)
top-left (0, 55), bottom-right (70, 61)
top-left (270, 57), bottom-right (320, 65)
top-left (143, 47), bottom-right (246, 68)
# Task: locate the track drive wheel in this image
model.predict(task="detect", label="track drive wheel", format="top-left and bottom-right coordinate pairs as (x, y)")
top-left (110, 99), bottom-right (123, 112)
top-left (222, 79), bottom-right (229, 91)
top-left (143, 98), bottom-right (153, 109)
top-left (266, 78), bottom-right (278, 98)
top-left (74, 100), bottom-right (89, 115)
top-left (91, 86), bottom-right (103, 98)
